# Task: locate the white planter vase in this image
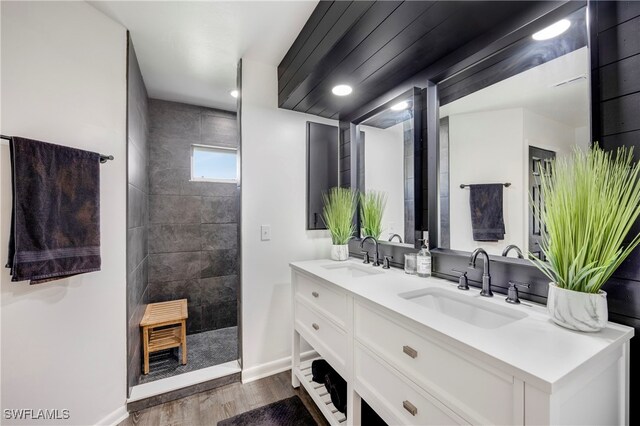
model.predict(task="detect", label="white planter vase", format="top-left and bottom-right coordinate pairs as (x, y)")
top-left (547, 282), bottom-right (608, 332)
top-left (330, 244), bottom-right (349, 261)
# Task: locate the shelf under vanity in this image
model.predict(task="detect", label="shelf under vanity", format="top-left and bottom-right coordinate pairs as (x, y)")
top-left (293, 359), bottom-right (347, 425)
top-left (290, 259), bottom-right (633, 426)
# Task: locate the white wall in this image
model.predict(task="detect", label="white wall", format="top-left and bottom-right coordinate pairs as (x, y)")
top-left (449, 109), bottom-right (526, 255)
top-left (448, 108), bottom-right (587, 255)
top-left (1, 2), bottom-right (127, 425)
top-left (523, 109), bottom-right (581, 160)
top-left (361, 123), bottom-right (405, 239)
top-left (240, 59), bottom-right (336, 381)
top-left (574, 126), bottom-right (590, 149)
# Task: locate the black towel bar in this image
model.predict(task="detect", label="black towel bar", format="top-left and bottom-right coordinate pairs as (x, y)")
top-left (460, 183), bottom-right (511, 188)
top-left (0, 134), bottom-right (113, 163)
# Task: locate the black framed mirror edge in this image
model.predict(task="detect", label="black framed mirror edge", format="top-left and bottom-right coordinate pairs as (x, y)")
top-left (306, 121), bottom-right (340, 231)
top-left (425, 0), bottom-right (595, 301)
top-left (343, 87), bottom-right (426, 268)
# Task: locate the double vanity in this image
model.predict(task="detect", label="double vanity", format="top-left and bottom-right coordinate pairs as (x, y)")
top-left (290, 259), bottom-right (633, 426)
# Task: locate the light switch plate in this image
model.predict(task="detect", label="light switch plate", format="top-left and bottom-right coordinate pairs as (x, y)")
top-left (261, 225), bottom-right (271, 241)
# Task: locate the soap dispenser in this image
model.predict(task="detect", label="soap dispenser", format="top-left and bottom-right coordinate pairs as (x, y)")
top-left (416, 235), bottom-right (432, 278)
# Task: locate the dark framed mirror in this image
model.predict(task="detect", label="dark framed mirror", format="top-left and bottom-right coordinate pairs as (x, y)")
top-left (345, 87), bottom-right (424, 251)
top-left (425, 1), bottom-right (590, 300)
top-left (306, 121), bottom-right (339, 230)
top-left (438, 5), bottom-right (589, 262)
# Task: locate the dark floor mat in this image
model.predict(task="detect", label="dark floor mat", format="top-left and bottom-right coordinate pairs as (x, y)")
top-left (217, 396), bottom-right (317, 426)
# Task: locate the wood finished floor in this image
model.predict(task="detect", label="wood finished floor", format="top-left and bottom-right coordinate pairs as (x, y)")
top-left (119, 371), bottom-right (330, 426)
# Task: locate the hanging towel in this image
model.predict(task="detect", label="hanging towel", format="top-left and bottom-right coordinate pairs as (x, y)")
top-left (6, 137), bottom-right (101, 284)
top-left (469, 184), bottom-right (505, 241)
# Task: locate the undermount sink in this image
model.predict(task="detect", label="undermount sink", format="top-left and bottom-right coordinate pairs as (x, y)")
top-left (399, 287), bottom-right (527, 329)
top-left (321, 263), bottom-right (384, 278)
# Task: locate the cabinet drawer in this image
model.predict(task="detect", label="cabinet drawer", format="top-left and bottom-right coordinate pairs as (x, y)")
top-left (355, 301), bottom-right (518, 425)
top-left (295, 273), bottom-right (347, 327)
top-left (295, 299), bottom-right (347, 375)
top-left (355, 342), bottom-right (467, 426)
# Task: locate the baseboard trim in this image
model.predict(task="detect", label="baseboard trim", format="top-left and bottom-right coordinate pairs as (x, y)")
top-left (241, 350), bottom-right (318, 384)
top-left (129, 360), bottom-right (241, 403)
top-left (96, 405), bottom-right (129, 426)
top-left (127, 371), bottom-right (241, 412)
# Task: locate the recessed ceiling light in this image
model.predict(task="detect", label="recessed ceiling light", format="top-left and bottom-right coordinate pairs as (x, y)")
top-left (230, 89), bottom-right (239, 98)
top-left (390, 101), bottom-right (409, 111)
top-left (332, 84), bottom-right (352, 96)
top-left (532, 19), bottom-right (571, 41)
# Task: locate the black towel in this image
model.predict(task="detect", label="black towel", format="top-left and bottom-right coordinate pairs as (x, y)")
top-left (311, 359), bottom-right (330, 384)
top-left (325, 370), bottom-right (347, 414)
top-left (469, 184), bottom-right (505, 241)
top-left (6, 137), bottom-right (101, 284)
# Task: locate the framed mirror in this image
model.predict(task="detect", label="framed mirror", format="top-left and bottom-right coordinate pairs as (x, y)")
top-left (348, 88), bottom-right (423, 249)
top-left (306, 122), bottom-right (339, 230)
top-left (435, 5), bottom-right (590, 265)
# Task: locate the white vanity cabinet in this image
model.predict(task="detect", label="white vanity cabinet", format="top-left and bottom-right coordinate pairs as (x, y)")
top-left (290, 261), bottom-right (632, 426)
top-left (354, 300), bottom-right (521, 425)
top-left (291, 271), bottom-right (350, 425)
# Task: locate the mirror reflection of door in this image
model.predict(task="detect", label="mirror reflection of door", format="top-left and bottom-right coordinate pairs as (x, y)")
top-left (528, 146), bottom-right (555, 260)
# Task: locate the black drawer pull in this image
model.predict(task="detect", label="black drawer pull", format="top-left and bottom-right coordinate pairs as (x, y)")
top-left (312, 323), bottom-right (320, 331)
top-left (403, 400), bottom-right (418, 416)
top-left (312, 291), bottom-right (319, 298)
top-left (403, 345), bottom-right (418, 359)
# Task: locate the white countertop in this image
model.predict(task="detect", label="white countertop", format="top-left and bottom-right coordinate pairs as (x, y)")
top-left (290, 258), bottom-right (634, 393)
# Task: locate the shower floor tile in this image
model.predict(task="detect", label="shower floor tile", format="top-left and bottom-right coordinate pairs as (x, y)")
top-left (139, 326), bottom-right (238, 384)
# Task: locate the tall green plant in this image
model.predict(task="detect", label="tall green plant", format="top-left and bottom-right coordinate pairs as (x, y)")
top-left (360, 191), bottom-right (387, 239)
top-left (322, 187), bottom-right (357, 245)
top-left (531, 145), bottom-right (640, 293)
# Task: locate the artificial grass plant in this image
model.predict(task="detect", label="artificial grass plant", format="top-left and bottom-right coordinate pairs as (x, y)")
top-left (531, 145), bottom-right (640, 293)
top-left (322, 187), bottom-right (357, 245)
top-left (360, 190), bottom-right (387, 240)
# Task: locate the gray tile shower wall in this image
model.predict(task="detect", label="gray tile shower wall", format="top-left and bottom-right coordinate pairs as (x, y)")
top-left (147, 99), bottom-right (239, 335)
top-left (126, 37), bottom-right (149, 392)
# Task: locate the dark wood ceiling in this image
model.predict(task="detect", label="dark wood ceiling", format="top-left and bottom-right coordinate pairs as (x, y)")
top-left (438, 6), bottom-right (587, 107)
top-left (277, 0), bottom-right (576, 120)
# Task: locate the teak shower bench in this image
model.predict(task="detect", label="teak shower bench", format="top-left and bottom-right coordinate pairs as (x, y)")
top-left (140, 299), bottom-right (188, 374)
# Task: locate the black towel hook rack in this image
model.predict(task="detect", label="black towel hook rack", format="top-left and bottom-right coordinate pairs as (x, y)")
top-left (460, 182), bottom-right (511, 188)
top-left (0, 134), bottom-right (114, 163)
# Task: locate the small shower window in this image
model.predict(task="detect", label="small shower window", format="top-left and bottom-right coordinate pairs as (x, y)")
top-left (191, 145), bottom-right (238, 182)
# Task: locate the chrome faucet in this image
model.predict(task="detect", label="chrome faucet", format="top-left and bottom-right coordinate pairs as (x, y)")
top-left (388, 233), bottom-right (403, 243)
top-left (469, 248), bottom-right (493, 297)
top-left (360, 236), bottom-right (380, 266)
top-left (501, 244), bottom-right (524, 259)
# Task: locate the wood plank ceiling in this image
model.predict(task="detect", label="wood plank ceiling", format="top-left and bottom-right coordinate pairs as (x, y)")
top-left (278, 0), bottom-right (565, 120)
